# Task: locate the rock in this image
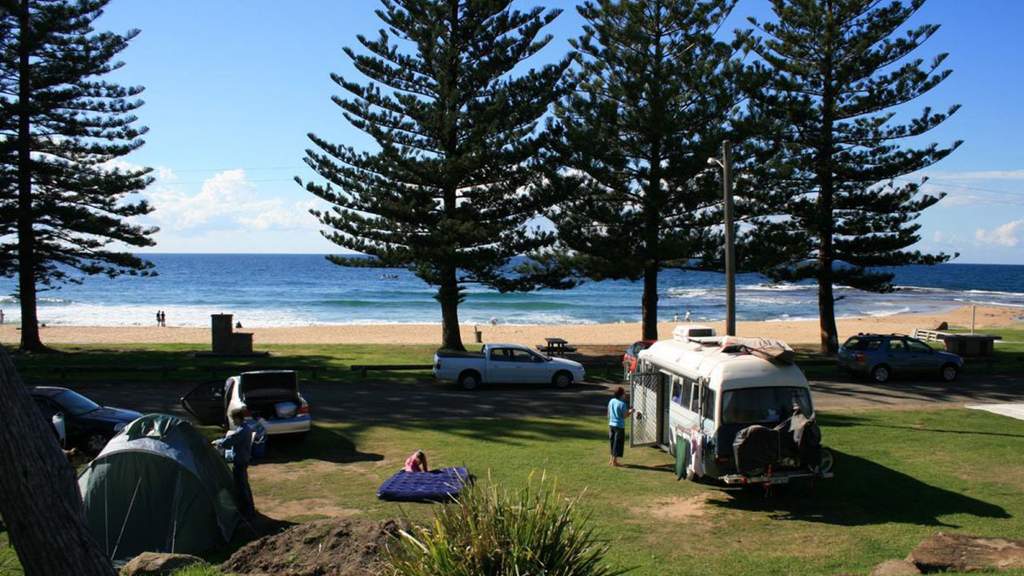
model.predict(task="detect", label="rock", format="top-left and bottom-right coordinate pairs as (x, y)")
top-left (908, 532), bottom-right (1024, 573)
top-left (120, 552), bottom-right (205, 576)
top-left (870, 559), bottom-right (921, 576)
top-left (934, 321), bottom-right (949, 330)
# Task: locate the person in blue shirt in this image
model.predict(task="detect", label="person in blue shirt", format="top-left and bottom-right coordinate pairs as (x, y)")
top-left (608, 387), bottom-right (634, 467)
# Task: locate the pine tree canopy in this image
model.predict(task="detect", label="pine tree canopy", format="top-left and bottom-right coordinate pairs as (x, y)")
top-left (539, 0), bottom-right (745, 339)
top-left (741, 0), bottom-right (961, 294)
top-left (303, 0), bottom-right (570, 292)
top-left (0, 0), bottom-right (156, 290)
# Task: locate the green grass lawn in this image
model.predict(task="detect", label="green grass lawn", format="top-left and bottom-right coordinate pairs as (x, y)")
top-left (8, 408), bottom-right (1019, 575)
top-left (5, 343), bottom-right (443, 385)
top-left (5, 332), bottom-right (1022, 386)
top-left (174, 408), bottom-right (1024, 575)
top-left (2, 339), bottom-right (1023, 575)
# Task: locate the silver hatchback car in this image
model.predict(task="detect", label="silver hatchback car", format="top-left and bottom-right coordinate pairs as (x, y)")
top-left (182, 370), bottom-right (311, 438)
top-left (837, 333), bottom-right (964, 384)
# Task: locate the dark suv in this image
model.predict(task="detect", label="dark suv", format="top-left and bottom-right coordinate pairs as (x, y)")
top-left (837, 334), bottom-right (964, 384)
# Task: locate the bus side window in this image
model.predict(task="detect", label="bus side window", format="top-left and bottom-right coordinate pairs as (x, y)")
top-left (689, 380), bottom-right (701, 413)
top-left (702, 388), bottom-right (717, 421)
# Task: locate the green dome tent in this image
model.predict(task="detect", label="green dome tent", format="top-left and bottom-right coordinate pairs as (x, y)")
top-left (78, 414), bottom-right (240, 560)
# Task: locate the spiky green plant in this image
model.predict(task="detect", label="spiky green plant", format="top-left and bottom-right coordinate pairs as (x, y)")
top-left (388, 475), bottom-right (626, 576)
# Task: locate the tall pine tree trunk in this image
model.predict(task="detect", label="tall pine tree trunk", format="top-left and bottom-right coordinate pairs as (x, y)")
top-left (817, 176), bottom-right (839, 355)
top-left (817, 265), bottom-right (839, 355)
top-left (0, 348), bottom-right (115, 575)
top-left (816, 50), bottom-right (839, 356)
top-left (641, 262), bottom-right (659, 341)
top-left (16, 0), bottom-right (45, 353)
top-left (438, 266), bottom-right (464, 351)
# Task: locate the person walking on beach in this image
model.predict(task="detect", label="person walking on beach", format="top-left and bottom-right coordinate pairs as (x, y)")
top-left (608, 387), bottom-right (633, 467)
top-left (155, 310), bottom-right (161, 327)
top-left (0, 308), bottom-right (4, 324)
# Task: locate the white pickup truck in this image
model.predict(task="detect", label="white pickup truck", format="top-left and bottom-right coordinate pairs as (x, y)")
top-left (433, 344), bottom-right (586, 390)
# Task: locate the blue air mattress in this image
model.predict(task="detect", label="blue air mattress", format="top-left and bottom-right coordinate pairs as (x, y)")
top-left (377, 467), bottom-right (470, 502)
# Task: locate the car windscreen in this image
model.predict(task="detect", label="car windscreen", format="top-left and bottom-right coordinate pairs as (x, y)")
top-left (55, 390), bottom-right (101, 416)
top-left (721, 387), bottom-right (813, 425)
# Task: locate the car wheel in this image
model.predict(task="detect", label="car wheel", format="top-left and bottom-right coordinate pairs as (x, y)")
top-left (553, 371), bottom-right (573, 389)
top-left (941, 363), bottom-right (959, 382)
top-left (870, 364), bottom-right (891, 384)
top-left (458, 371), bottom-right (480, 391)
top-left (86, 433), bottom-right (108, 453)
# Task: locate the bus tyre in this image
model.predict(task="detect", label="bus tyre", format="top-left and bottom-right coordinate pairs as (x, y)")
top-left (458, 371), bottom-right (480, 391)
top-left (553, 371), bottom-right (573, 389)
top-left (870, 364), bottom-right (891, 384)
top-left (940, 363), bottom-right (959, 382)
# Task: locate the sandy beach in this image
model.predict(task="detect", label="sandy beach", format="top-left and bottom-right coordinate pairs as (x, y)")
top-left (0, 304), bottom-right (1019, 347)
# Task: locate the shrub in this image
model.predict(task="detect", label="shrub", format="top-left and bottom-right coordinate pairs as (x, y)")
top-left (388, 475), bottom-right (626, 576)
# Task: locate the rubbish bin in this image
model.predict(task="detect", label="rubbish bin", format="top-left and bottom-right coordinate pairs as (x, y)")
top-left (474, 326), bottom-right (483, 343)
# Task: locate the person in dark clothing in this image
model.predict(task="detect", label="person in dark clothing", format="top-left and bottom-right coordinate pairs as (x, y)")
top-left (214, 409), bottom-right (263, 517)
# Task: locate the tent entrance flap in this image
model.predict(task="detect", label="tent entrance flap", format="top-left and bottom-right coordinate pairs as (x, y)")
top-left (630, 371), bottom-right (660, 447)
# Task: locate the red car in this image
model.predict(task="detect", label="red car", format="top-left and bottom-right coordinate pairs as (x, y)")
top-left (622, 340), bottom-right (655, 381)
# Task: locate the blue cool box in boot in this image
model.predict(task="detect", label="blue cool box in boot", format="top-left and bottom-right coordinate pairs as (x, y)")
top-left (377, 467), bottom-right (470, 502)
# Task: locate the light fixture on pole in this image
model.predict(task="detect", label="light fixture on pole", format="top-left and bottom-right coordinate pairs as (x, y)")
top-left (707, 141), bottom-right (736, 336)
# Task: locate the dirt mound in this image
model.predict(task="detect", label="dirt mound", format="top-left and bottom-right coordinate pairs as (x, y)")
top-left (908, 532), bottom-right (1024, 573)
top-left (222, 517), bottom-right (402, 576)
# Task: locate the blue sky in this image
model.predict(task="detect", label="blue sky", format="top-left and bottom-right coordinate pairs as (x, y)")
top-left (96, 0), bottom-right (1024, 263)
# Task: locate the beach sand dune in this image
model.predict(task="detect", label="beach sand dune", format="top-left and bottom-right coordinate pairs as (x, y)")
top-left (0, 305), bottom-right (1018, 347)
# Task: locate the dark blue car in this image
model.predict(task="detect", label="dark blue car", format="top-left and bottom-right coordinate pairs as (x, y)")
top-left (837, 334), bottom-right (964, 384)
top-left (31, 386), bottom-right (142, 453)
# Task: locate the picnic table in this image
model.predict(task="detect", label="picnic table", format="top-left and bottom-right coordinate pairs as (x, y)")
top-left (913, 329), bottom-right (1002, 357)
top-left (538, 337), bottom-right (577, 356)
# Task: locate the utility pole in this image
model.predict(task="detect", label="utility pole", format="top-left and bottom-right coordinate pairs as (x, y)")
top-left (709, 141), bottom-right (736, 336)
top-left (722, 141), bottom-right (736, 336)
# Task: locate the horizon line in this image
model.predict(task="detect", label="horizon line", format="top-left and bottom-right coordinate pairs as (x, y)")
top-left (129, 253), bottom-right (1019, 266)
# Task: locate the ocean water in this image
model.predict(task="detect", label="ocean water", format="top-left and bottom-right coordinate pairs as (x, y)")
top-left (0, 254), bottom-right (1021, 327)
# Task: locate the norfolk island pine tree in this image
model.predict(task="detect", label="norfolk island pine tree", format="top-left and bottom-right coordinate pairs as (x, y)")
top-left (738, 0), bottom-right (960, 354)
top-left (0, 0), bottom-right (156, 352)
top-left (537, 0), bottom-right (747, 342)
top-left (301, 0), bottom-right (571, 351)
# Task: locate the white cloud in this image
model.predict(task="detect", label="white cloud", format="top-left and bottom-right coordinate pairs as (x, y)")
top-left (928, 170), bottom-right (1024, 181)
top-left (145, 169), bottom-right (319, 232)
top-left (237, 200), bottom-right (319, 231)
top-left (917, 169), bottom-right (1024, 208)
top-left (975, 220), bottom-right (1023, 247)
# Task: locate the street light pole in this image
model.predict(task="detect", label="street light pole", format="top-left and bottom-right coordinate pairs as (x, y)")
top-left (707, 141), bottom-right (737, 336)
top-left (721, 141), bottom-right (736, 336)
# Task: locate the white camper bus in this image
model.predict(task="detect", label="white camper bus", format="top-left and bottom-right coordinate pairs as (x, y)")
top-left (631, 328), bottom-right (833, 486)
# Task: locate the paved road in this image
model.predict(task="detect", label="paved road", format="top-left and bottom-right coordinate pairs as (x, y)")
top-left (810, 373), bottom-right (1024, 411)
top-left (54, 372), bottom-right (1024, 425)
